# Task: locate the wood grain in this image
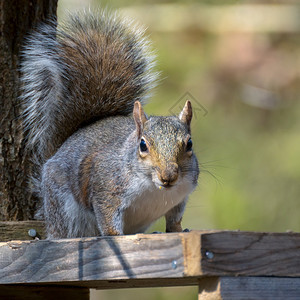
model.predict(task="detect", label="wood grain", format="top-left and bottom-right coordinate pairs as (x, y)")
top-left (0, 233), bottom-right (185, 285)
top-left (0, 221), bottom-right (46, 241)
top-left (0, 230), bottom-right (299, 290)
top-left (198, 277), bottom-right (300, 300)
top-left (201, 231), bottom-right (300, 277)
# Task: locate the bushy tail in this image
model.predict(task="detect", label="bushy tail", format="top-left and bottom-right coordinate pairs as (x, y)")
top-left (20, 10), bottom-right (158, 161)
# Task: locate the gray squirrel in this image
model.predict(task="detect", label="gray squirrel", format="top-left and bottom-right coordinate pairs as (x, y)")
top-left (20, 10), bottom-right (199, 238)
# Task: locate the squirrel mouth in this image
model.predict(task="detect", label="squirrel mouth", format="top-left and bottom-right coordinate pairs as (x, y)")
top-left (157, 183), bottom-right (175, 190)
top-left (153, 178), bottom-right (177, 190)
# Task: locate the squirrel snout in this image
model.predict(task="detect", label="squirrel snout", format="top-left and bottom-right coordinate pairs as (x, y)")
top-left (157, 162), bottom-right (179, 187)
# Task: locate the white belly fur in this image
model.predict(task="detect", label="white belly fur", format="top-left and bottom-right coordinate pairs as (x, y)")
top-left (123, 179), bottom-right (193, 234)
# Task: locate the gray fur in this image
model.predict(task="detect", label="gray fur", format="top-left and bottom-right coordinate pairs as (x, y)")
top-left (20, 10), bottom-right (199, 239)
top-left (20, 10), bottom-right (158, 161)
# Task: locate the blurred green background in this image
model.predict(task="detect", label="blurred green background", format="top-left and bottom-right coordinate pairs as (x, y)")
top-left (59, 0), bottom-right (300, 299)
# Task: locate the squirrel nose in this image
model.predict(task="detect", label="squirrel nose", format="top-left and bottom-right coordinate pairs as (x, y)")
top-left (158, 163), bottom-right (179, 186)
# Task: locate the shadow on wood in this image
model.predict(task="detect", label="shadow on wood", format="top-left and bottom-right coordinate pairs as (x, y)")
top-left (0, 226), bottom-right (300, 299)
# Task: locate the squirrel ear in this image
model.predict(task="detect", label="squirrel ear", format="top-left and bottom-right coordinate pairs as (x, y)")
top-left (133, 101), bottom-right (148, 138)
top-left (179, 100), bottom-right (192, 132)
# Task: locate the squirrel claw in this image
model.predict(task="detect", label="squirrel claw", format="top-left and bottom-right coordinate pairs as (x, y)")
top-left (152, 231), bottom-right (163, 234)
top-left (183, 228), bottom-right (190, 232)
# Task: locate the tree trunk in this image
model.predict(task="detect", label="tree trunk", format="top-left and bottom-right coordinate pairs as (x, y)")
top-left (0, 0), bottom-right (58, 221)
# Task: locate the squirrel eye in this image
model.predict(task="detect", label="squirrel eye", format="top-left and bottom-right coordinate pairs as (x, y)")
top-left (186, 138), bottom-right (193, 152)
top-left (140, 138), bottom-right (148, 152)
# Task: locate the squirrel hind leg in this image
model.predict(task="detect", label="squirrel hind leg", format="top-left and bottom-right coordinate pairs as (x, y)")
top-left (41, 162), bottom-right (99, 239)
top-left (43, 188), bottom-right (99, 239)
top-left (40, 168), bottom-right (68, 238)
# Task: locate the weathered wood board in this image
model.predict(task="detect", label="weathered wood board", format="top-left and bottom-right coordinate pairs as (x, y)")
top-left (0, 230), bottom-right (299, 289)
top-left (0, 221), bottom-right (45, 241)
top-left (198, 277), bottom-right (300, 300)
top-left (200, 231), bottom-right (300, 277)
top-left (0, 233), bottom-right (186, 285)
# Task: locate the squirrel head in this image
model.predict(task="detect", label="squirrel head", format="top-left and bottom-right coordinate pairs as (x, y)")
top-left (133, 101), bottom-right (197, 189)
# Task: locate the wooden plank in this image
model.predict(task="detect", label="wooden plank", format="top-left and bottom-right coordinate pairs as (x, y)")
top-left (198, 277), bottom-right (300, 300)
top-left (0, 230), bottom-right (299, 289)
top-left (182, 230), bottom-right (202, 276)
top-left (0, 285), bottom-right (89, 300)
top-left (58, 278), bottom-right (200, 289)
top-left (200, 231), bottom-right (300, 277)
top-left (0, 221), bottom-right (46, 241)
top-left (0, 233), bottom-right (186, 285)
